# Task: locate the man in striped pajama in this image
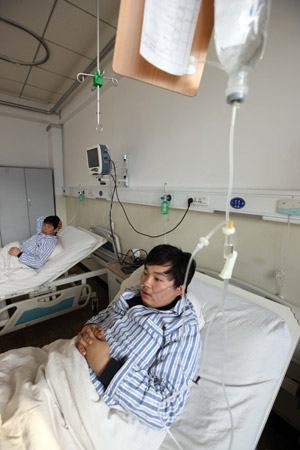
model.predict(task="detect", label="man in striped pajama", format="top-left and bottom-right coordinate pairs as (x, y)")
top-left (7, 215), bottom-right (61, 269)
top-left (77, 244), bottom-right (203, 430)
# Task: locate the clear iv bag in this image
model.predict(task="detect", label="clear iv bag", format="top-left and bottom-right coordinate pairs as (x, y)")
top-left (214, 0), bottom-right (271, 104)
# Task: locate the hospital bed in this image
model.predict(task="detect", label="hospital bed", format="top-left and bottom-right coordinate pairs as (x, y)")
top-left (0, 226), bottom-right (107, 335)
top-left (0, 265), bottom-right (299, 450)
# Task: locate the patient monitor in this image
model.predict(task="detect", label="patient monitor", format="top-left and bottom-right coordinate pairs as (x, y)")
top-left (86, 144), bottom-right (111, 175)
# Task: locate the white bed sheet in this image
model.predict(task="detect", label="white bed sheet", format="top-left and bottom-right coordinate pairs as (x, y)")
top-left (0, 269), bottom-right (299, 450)
top-left (0, 226), bottom-right (106, 299)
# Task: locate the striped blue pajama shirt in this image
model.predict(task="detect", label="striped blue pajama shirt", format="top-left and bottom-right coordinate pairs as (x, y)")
top-left (86, 286), bottom-right (202, 430)
top-left (18, 216), bottom-right (57, 269)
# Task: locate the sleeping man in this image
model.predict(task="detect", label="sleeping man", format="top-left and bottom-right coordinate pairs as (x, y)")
top-left (1, 215), bottom-right (62, 270)
top-left (77, 244), bottom-right (203, 430)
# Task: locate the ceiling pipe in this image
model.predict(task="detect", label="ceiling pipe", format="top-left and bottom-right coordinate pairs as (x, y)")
top-left (0, 99), bottom-right (55, 115)
top-left (0, 36), bottom-right (116, 116)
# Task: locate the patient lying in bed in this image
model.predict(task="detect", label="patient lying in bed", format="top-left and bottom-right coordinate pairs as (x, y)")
top-left (76, 244), bottom-right (204, 430)
top-left (0, 245), bottom-right (296, 450)
top-left (0, 244), bottom-right (203, 450)
top-left (0, 215), bottom-right (62, 284)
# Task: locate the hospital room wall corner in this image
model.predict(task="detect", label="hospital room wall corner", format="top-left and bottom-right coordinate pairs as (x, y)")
top-left (65, 197), bottom-right (300, 311)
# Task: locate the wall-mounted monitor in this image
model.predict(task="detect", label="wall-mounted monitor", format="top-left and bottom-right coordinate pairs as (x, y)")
top-left (86, 144), bottom-right (111, 176)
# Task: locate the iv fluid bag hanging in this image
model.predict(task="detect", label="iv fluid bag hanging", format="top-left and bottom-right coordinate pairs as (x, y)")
top-left (214, 0), bottom-right (271, 104)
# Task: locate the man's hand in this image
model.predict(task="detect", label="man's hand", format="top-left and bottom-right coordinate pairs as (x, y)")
top-left (76, 324), bottom-right (104, 356)
top-left (8, 247), bottom-right (21, 256)
top-left (85, 337), bottom-right (111, 376)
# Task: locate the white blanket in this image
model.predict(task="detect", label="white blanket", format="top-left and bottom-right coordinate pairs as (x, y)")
top-left (0, 242), bottom-right (36, 284)
top-left (0, 338), bottom-right (166, 450)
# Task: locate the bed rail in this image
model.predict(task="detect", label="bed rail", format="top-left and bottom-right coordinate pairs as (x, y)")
top-left (0, 284), bottom-right (92, 336)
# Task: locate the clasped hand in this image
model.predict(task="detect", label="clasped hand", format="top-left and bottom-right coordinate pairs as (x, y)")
top-left (76, 324), bottom-right (111, 376)
top-left (8, 247), bottom-right (21, 256)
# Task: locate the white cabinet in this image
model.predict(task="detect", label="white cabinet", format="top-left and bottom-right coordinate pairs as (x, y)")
top-left (0, 167), bottom-right (55, 246)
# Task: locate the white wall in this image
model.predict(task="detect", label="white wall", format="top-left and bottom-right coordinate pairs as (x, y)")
top-left (0, 105), bottom-right (66, 223)
top-left (62, 0), bottom-right (300, 191)
top-left (0, 111), bottom-right (50, 167)
top-left (61, 0), bottom-right (300, 312)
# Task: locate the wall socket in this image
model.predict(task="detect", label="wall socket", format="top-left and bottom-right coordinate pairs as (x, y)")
top-left (187, 195), bottom-right (209, 206)
top-left (277, 198), bottom-right (300, 215)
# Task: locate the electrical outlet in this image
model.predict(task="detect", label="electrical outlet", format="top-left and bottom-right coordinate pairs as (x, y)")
top-left (187, 195), bottom-right (209, 206)
top-left (277, 198), bottom-right (300, 215)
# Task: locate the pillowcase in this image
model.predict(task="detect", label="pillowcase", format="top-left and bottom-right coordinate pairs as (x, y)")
top-left (48, 241), bottom-right (63, 260)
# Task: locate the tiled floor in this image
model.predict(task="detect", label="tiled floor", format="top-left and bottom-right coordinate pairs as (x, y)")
top-left (0, 265), bottom-right (299, 450)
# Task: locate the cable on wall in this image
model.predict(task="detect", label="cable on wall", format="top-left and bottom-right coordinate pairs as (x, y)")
top-left (109, 160), bottom-right (193, 239)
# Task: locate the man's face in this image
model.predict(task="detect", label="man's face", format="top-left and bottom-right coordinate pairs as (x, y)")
top-left (140, 264), bottom-right (183, 308)
top-left (42, 222), bottom-right (58, 236)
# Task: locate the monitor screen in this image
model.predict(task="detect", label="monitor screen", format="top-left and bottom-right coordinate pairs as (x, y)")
top-left (87, 147), bottom-right (99, 168)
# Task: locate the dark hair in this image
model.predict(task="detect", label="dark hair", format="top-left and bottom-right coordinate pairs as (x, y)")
top-left (144, 244), bottom-right (196, 292)
top-left (43, 215), bottom-right (60, 229)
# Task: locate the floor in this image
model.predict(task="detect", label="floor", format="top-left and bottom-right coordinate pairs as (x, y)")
top-left (0, 264), bottom-right (299, 450)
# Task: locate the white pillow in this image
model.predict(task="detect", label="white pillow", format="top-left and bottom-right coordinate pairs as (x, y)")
top-left (36, 226), bottom-right (101, 280)
top-left (48, 242), bottom-right (63, 260)
top-left (159, 275), bottom-right (292, 450)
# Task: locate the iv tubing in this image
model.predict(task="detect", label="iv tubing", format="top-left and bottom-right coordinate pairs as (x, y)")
top-left (275, 214), bottom-right (291, 297)
top-left (66, 198), bottom-right (79, 225)
top-left (157, 220), bottom-right (226, 444)
top-left (220, 280), bottom-right (234, 450)
top-left (164, 105), bottom-right (239, 448)
top-left (225, 103), bottom-right (238, 224)
top-left (280, 214), bottom-right (291, 273)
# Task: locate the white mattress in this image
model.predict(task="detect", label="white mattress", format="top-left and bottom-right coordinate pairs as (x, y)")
top-left (0, 226), bottom-right (106, 299)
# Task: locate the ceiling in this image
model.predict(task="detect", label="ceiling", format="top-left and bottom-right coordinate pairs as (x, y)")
top-left (0, 0), bottom-right (121, 114)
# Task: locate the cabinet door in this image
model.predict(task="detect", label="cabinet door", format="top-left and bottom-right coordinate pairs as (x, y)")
top-left (25, 168), bottom-right (55, 235)
top-left (0, 167), bottom-right (30, 246)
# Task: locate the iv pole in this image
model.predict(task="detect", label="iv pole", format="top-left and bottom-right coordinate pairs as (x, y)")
top-left (77, 0), bottom-right (118, 132)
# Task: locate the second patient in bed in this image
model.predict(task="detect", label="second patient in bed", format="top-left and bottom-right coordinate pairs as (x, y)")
top-left (76, 244), bottom-right (202, 430)
top-left (7, 215), bottom-right (62, 269)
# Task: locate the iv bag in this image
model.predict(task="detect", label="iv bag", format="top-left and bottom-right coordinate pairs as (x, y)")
top-left (214, 0), bottom-right (271, 104)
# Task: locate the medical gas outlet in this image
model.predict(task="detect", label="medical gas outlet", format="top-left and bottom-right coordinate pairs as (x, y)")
top-left (220, 221), bottom-right (238, 280)
top-left (161, 194), bottom-right (172, 214)
top-left (78, 189), bottom-right (85, 201)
